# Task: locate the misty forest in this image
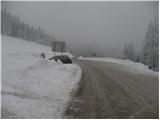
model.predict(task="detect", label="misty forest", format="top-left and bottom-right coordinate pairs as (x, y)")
top-left (2, 2), bottom-right (158, 71)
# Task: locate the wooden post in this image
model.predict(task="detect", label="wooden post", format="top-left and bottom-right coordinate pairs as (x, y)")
top-left (54, 42), bottom-right (56, 56)
top-left (52, 41), bottom-right (54, 52)
top-left (62, 42), bottom-right (63, 56)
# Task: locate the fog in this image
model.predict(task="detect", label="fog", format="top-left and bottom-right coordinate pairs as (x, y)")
top-left (3, 1), bottom-right (156, 57)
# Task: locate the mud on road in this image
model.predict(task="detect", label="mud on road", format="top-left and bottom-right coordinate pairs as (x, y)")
top-left (64, 60), bottom-right (159, 119)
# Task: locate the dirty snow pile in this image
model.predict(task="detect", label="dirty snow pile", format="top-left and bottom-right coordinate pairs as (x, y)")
top-left (2, 35), bottom-right (81, 118)
top-left (79, 56), bottom-right (158, 75)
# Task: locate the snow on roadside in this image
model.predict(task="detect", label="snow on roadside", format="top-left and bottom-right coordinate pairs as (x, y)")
top-left (2, 35), bottom-right (81, 118)
top-left (78, 56), bottom-right (158, 76)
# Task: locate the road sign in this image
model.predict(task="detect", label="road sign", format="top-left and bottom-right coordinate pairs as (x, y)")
top-left (52, 41), bottom-right (66, 56)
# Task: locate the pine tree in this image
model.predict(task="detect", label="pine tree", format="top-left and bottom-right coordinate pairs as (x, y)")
top-left (141, 3), bottom-right (159, 71)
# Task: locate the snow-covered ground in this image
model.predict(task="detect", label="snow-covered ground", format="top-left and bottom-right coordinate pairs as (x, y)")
top-left (2, 35), bottom-right (81, 118)
top-left (78, 56), bottom-right (158, 76)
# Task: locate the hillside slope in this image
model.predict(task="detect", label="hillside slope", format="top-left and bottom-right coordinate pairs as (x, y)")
top-left (1, 35), bottom-right (81, 118)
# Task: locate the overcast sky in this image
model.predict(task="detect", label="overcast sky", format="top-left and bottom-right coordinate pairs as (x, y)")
top-left (2, 1), bottom-right (157, 57)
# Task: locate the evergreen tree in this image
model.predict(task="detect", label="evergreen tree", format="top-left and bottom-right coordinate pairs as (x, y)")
top-left (141, 2), bottom-right (159, 71)
top-left (141, 17), bottom-right (159, 71)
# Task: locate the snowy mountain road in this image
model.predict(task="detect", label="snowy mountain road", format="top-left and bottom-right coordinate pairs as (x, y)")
top-left (65, 59), bottom-right (158, 118)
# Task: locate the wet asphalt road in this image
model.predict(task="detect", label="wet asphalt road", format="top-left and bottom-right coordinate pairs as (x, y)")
top-left (65, 59), bottom-right (159, 119)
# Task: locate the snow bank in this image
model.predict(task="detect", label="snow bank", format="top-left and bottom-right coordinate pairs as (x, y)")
top-left (2, 35), bottom-right (81, 118)
top-left (78, 56), bottom-right (158, 76)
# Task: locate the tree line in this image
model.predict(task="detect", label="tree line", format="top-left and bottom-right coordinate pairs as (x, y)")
top-left (123, 3), bottom-right (159, 71)
top-left (1, 6), bottom-right (158, 71)
top-left (1, 8), bottom-right (55, 47)
top-left (141, 13), bottom-right (159, 71)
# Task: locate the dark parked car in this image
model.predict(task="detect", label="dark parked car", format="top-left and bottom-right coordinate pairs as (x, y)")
top-left (49, 55), bottom-right (72, 64)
